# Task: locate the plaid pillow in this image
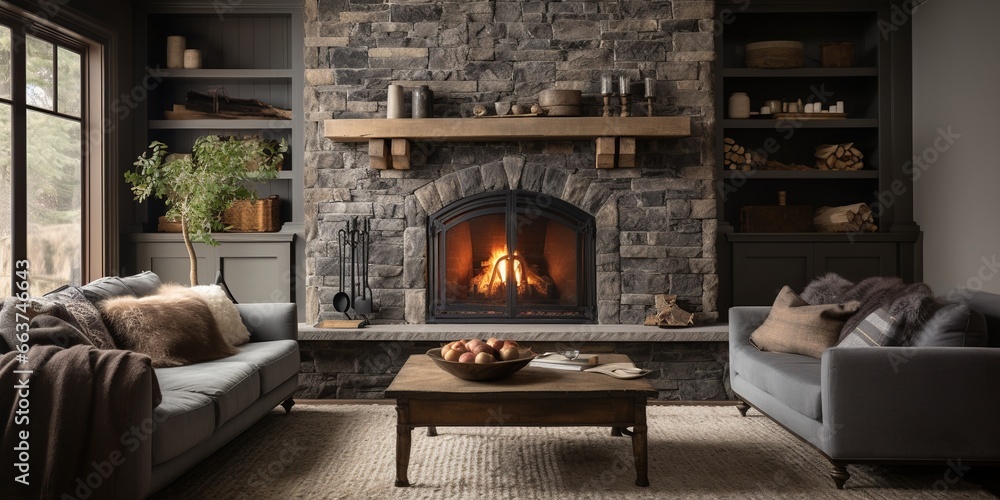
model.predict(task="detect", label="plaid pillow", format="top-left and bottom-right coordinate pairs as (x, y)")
top-left (838, 307), bottom-right (901, 347)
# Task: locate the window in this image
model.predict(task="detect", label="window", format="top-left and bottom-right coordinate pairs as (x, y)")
top-left (0, 8), bottom-right (100, 296)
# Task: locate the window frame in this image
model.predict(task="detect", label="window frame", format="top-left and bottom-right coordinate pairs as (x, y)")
top-left (1, 3), bottom-right (107, 294)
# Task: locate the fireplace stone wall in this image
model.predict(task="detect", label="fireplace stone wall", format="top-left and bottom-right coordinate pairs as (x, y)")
top-left (303, 0), bottom-right (718, 325)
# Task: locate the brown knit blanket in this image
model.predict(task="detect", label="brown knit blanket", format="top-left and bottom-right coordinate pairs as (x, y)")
top-left (801, 274), bottom-right (942, 345)
top-left (1, 345), bottom-right (153, 500)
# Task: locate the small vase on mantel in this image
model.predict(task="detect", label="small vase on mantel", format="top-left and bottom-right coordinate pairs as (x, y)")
top-left (728, 92), bottom-right (750, 119)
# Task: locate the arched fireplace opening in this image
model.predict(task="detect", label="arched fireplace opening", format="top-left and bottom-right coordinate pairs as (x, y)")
top-left (427, 190), bottom-right (596, 323)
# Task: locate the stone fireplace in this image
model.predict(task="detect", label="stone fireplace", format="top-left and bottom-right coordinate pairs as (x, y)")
top-left (428, 189), bottom-right (596, 322)
top-left (303, 0), bottom-right (719, 326)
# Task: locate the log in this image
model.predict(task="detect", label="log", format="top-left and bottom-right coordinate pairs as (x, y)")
top-left (643, 294), bottom-right (695, 327)
top-left (815, 142), bottom-right (865, 171)
top-left (814, 202), bottom-right (877, 232)
top-left (185, 91), bottom-right (292, 120)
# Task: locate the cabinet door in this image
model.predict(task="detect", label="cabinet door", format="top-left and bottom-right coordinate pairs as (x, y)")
top-left (732, 243), bottom-right (814, 305)
top-left (133, 242), bottom-right (216, 286)
top-left (216, 242), bottom-right (292, 303)
top-left (814, 242), bottom-right (897, 282)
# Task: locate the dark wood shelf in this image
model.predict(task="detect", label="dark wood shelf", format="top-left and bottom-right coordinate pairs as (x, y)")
top-left (721, 67), bottom-right (879, 78)
top-left (722, 118), bottom-right (878, 129)
top-left (149, 119), bottom-right (293, 130)
top-left (157, 68), bottom-right (293, 79)
top-left (721, 170), bottom-right (878, 179)
top-left (726, 232), bottom-right (920, 243)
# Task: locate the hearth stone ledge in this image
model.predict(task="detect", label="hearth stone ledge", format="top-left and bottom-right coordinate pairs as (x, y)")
top-left (298, 323), bottom-right (728, 343)
top-left (295, 324), bottom-right (733, 401)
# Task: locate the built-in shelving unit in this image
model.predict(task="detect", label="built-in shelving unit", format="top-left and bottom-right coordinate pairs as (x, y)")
top-left (714, 0), bottom-right (919, 310)
top-left (128, 0), bottom-right (306, 319)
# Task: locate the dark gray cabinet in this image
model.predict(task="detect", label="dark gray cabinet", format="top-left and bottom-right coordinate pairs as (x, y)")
top-left (715, 1), bottom-right (920, 310)
top-left (731, 237), bottom-right (905, 305)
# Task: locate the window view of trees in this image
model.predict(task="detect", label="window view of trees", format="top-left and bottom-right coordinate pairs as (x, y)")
top-left (1, 25), bottom-right (11, 294)
top-left (1, 24), bottom-right (84, 295)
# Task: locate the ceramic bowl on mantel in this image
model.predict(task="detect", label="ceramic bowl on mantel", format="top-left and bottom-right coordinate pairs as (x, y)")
top-left (426, 347), bottom-right (536, 382)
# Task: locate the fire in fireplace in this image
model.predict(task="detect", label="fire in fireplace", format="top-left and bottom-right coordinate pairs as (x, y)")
top-left (427, 190), bottom-right (596, 322)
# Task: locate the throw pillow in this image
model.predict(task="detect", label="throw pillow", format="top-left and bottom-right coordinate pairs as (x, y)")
top-left (838, 307), bottom-right (902, 347)
top-left (905, 302), bottom-right (988, 347)
top-left (0, 299), bottom-right (93, 351)
top-left (44, 286), bottom-right (117, 349)
top-left (99, 292), bottom-right (236, 368)
top-left (750, 286), bottom-right (861, 359)
top-left (79, 275), bottom-right (136, 304)
top-left (164, 284), bottom-right (250, 347)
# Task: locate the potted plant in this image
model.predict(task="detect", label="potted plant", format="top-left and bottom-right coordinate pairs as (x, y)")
top-left (126, 135), bottom-right (288, 285)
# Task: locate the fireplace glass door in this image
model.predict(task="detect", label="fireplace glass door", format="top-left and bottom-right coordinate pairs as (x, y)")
top-left (428, 190), bottom-right (596, 322)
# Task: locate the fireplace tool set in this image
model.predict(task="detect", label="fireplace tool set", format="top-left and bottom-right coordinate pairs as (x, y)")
top-left (333, 217), bottom-right (372, 325)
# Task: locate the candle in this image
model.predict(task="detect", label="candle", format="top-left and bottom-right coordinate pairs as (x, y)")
top-left (601, 75), bottom-right (614, 95)
top-left (619, 76), bottom-right (630, 96)
top-left (644, 77), bottom-right (655, 98)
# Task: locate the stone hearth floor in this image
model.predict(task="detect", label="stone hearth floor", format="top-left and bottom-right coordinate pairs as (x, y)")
top-left (298, 323), bottom-right (728, 342)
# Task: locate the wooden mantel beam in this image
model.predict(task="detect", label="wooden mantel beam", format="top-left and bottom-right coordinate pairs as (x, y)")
top-left (324, 116), bottom-right (691, 143)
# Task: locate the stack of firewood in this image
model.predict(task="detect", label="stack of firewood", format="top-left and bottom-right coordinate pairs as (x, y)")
top-left (724, 138), bottom-right (766, 170)
top-left (814, 142), bottom-right (864, 170)
top-left (814, 202), bottom-right (877, 233)
top-left (643, 294), bottom-right (695, 327)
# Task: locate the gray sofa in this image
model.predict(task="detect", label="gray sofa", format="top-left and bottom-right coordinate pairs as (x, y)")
top-left (729, 289), bottom-right (1000, 488)
top-left (3, 272), bottom-right (300, 498)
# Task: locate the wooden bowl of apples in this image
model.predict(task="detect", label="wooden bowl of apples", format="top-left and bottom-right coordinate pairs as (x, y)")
top-left (427, 338), bottom-right (536, 382)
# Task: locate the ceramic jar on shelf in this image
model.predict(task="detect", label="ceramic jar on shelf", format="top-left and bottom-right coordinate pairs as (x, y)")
top-left (728, 92), bottom-right (750, 119)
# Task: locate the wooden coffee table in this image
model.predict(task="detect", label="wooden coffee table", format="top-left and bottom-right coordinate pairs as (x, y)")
top-left (385, 353), bottom-right (657, 487)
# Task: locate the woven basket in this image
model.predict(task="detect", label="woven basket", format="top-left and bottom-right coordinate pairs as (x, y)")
top-left (157, 216), bottom-right (183, 233)
top-left (223, 195), bottom-right (281, 232)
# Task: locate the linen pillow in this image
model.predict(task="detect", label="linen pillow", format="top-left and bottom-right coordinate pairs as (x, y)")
top-left (99, 292), bottom-right (236, 368)
top-left (838, 308), bottom-right (901, 347)
top-left (749, 286), bottom-right (861, 359)
top-left (168, 284), bottom-right (250, 347)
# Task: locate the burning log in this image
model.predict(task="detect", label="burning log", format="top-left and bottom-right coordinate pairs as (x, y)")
top-left (468, 248), bottom-right (554, 300)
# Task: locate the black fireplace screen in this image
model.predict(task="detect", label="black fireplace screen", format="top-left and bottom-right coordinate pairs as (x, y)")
top-left (427, 190), bottom-right (596, 323)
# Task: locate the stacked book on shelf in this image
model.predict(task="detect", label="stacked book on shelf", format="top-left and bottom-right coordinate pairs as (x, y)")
top-left (528, 352), bottom-right (600, 371)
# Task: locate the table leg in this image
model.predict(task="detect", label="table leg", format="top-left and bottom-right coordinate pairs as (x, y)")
top-left (395, 400), bottom-right (412, 487)
top-left (427, 426), bottom-right (438, 437)
top-left (632, 399), bottom-right (649, 487)
top-left (611, 427), bottom-right (623, 437)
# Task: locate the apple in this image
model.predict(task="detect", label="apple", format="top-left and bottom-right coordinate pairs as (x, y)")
top-left (474, 352), bottom-right (496, 364)
top-left (459, 352), bottom-right (476, 363)
top-left (443, 348), bottom-right (463, 362)
top-left (466, 338), bottom-right (484, 350)
top-left (472, 344), bottom-right (494, 356)
top-left (498, 345), bottom-right (520, 361)
top-left (487, 338), bottom-right (505, 351)
top-left (503, 340), bottom-right (519, 348)
top-left (441, 346), bottom-right (452, 358)
top-left (450, 344), bottom-right (468, 355)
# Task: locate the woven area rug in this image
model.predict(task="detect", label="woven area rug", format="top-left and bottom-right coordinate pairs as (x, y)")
top-left (151, 404), bottom-right (994, 499)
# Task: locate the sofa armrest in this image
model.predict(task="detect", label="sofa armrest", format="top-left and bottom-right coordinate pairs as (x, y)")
top-left (821, 346), bottom-right (1000, 459)
top-left (235, 303), bottom-right (298, 342)
top-left (729, 307), bottom-right (771, 347)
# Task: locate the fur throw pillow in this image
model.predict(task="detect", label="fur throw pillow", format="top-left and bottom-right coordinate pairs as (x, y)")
top-left (166, 284), bottom-right (250, 347)
top-left (99, 290), bottom-right (236, 368)
top-left (799, 273), bottom-right (943, 345)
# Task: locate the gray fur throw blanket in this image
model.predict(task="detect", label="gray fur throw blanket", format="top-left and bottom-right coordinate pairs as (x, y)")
top-left (801, 273), bottom-right (943, 345)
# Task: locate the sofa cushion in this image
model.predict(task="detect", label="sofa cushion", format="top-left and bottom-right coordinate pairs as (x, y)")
top-left (119, 271), bottom-right (162, 298)
top-left (954, 289), bottom-right (1000, 347)
top-left (207, 340), bottom-right (298, 395)
top-left (750, 286), bottom-right (860, 359)
top-left (152, 391), bottom-right (216, 465)
top-left (732, 344), bottom-right (823, 420)
top-left (155, 361), bottom-right (260, 428)
top-left (838, 307), bottom-right (902, 347)
top-left (79, 276), bottom-right (136, 303)
top-left (907, 303), bottom-right (988, 347)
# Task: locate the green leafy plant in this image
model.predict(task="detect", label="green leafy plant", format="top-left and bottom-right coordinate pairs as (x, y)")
top-left (126, 135), bottom-right (287, 285)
